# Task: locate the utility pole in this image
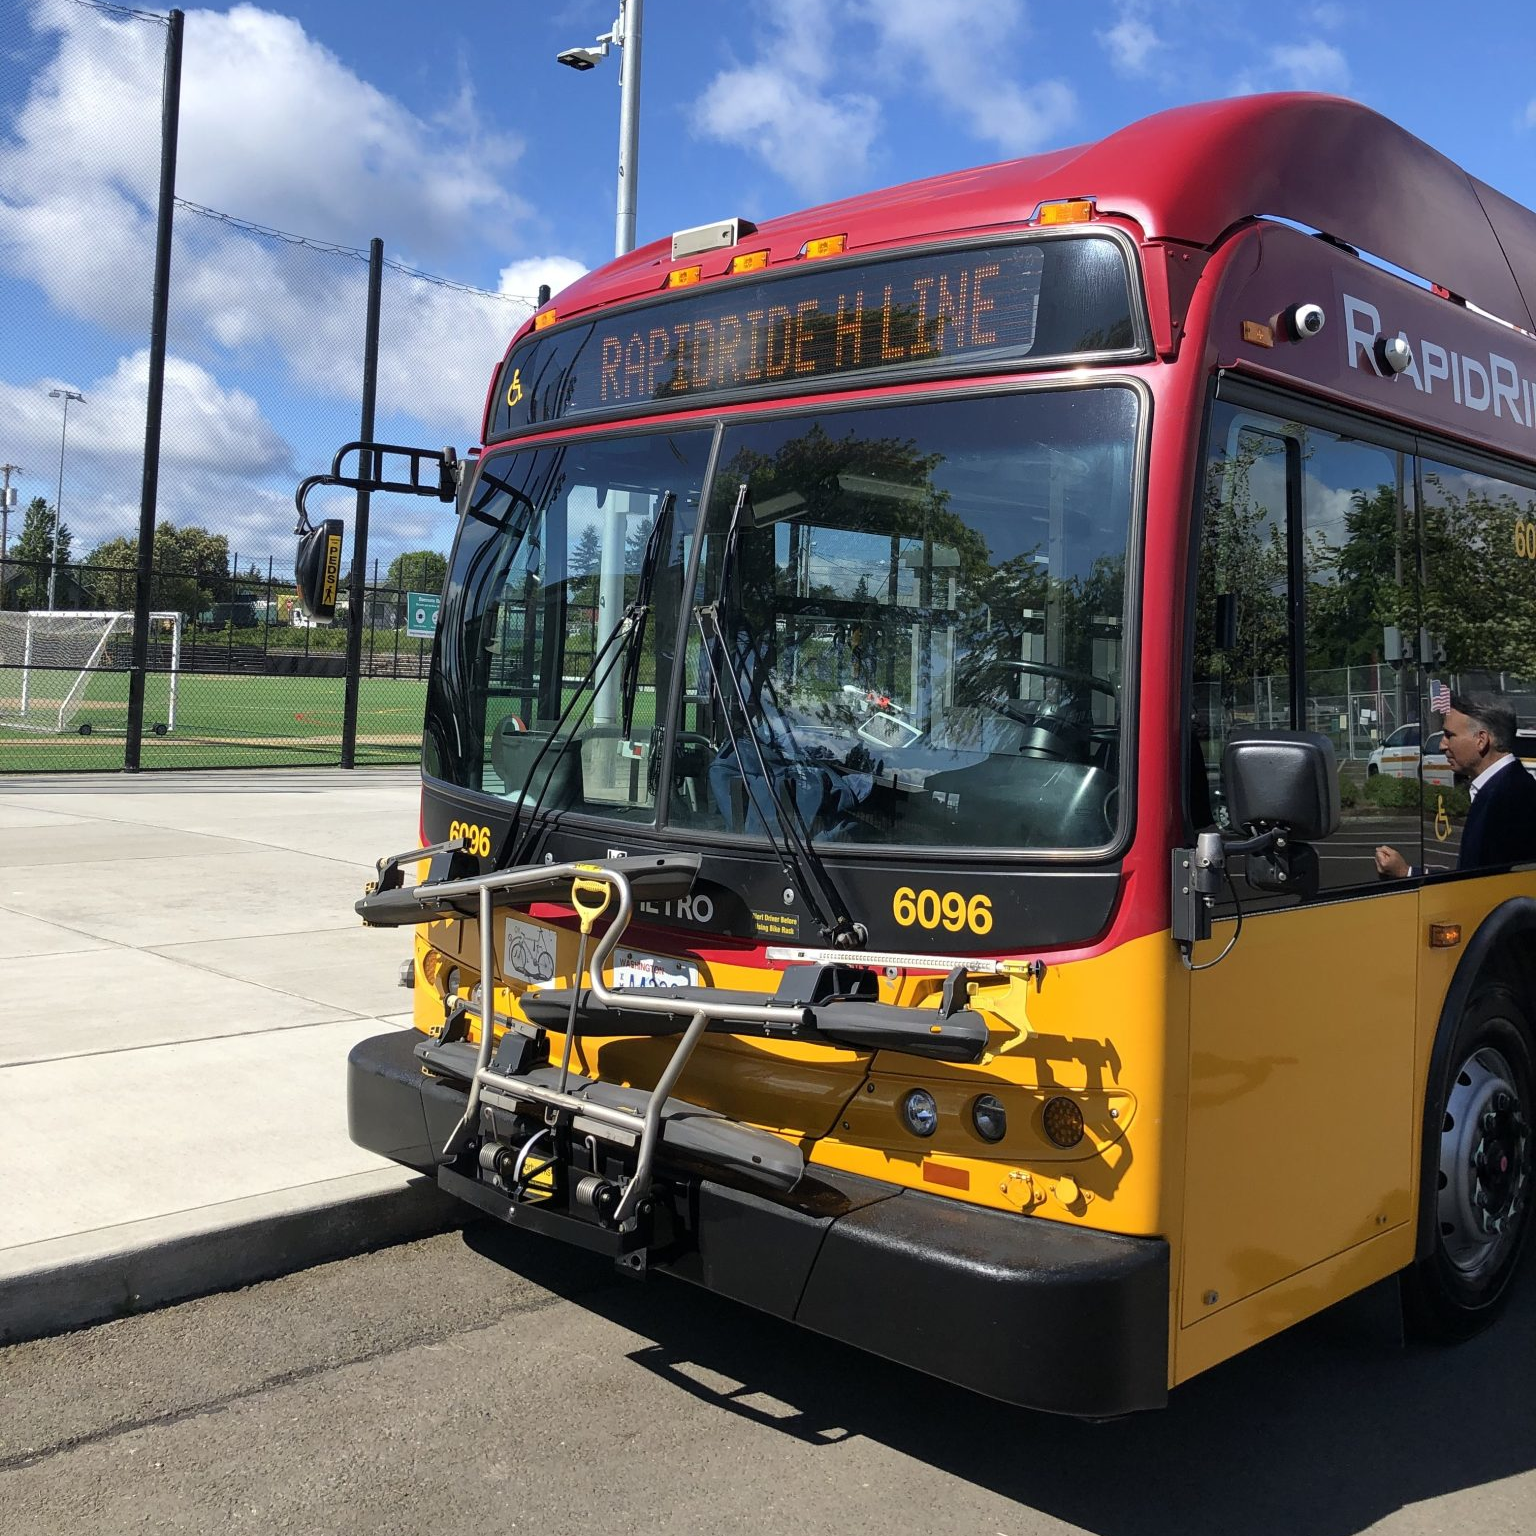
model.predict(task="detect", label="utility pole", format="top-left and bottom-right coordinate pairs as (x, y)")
top-left (0, 463), bottom-right (19, 570)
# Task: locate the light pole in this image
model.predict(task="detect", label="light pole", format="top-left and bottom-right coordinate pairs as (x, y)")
top-left (558, 2), bottom-right (644, 727)
top-left (47, 388), bottom-right (84, 611)
top-left (556, 0), bottom-right (643, 260)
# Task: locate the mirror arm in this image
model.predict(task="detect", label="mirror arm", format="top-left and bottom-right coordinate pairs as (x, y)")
top-left (1172, 824), bottom-right (1286, 952)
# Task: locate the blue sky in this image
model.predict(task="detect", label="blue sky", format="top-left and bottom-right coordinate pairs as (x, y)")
top-left (8, 0), bottom-right (1536, 574)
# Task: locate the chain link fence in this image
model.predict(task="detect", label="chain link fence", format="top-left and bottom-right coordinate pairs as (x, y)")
top-left (1, 0), bottom-right (532, 773)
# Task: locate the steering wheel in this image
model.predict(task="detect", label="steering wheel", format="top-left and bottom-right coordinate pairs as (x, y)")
top-left (998, 658), bottom-right (1117, 698)
top-left (981, 659), bottom-right (1114, 760)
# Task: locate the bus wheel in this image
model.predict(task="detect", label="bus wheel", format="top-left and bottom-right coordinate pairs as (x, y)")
top-left (1404, 986), bottom-right (1534, 1341)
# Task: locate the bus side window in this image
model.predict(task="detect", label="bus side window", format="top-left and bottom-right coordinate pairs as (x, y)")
top-left (1192, 407), bottom-right (1293, 852)
top-left (1300, 432), bottom-right (1418, 892)
top-left (1419, 457), bottom-right (1536, 873)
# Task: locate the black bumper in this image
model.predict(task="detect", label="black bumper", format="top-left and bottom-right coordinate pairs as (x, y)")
top-left (348, 1028), bottom-right (1169, 1417)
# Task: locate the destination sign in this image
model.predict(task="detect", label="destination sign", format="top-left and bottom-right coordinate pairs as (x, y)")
top-left (488, 235), bottom-right (1136, 437)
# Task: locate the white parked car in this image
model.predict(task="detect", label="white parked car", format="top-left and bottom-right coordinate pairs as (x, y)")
top-left (1366, 722), bottom-right (1536, 785)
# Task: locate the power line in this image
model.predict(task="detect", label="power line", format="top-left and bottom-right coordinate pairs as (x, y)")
top-left (67, 0), bottom-right (169, 24)
top-left (173, 199), bottom-right (537, 305)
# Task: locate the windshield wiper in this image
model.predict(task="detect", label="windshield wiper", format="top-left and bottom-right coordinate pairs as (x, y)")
top-left (619, 491), bottom-right (673, 738)
top-left (498, 490), bottom-right (676, 869)
top-left (697, 483), bottom-right (866, 949)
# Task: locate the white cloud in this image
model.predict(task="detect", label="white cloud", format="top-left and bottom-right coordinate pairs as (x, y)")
top-left (0, 3), bottom-right (580, 429)
top-left (855, 0), bottom-right (1077, 156)
top-left (0, 351), bottom-right (296, 555)
top-left (1, 353), bottom-right (290, 478)
top-left (1097, 7), bottom-right (1166, 78)
top-left (498, 256), bottom-right (591, 306)
top-left (1269, 41), bottom-right (1350, 93)
top-left (691, 0), bottom-right (1075, 199)
top-left (694, 64), bottom-right (881, 202)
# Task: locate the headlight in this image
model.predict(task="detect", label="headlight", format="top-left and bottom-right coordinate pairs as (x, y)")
top-left (901, 1089), bottom-right (938, 1138)
top-left (971, 1094), bottom-right (1007, 1143)
top-left (443, 965), bottom-right (461, 998)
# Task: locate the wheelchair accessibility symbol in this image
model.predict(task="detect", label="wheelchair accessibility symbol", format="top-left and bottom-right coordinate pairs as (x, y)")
top-left (1435, 793), bottom-right (1452, 842)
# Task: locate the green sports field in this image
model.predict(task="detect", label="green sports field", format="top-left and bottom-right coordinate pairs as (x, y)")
top-left (0, 670), bottom-right (427, 772)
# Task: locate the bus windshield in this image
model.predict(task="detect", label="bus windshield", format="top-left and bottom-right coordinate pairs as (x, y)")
top-left (424, 385), bottom-right (1139, 853)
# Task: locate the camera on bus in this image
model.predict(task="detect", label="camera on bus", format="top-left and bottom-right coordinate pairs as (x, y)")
top-left (1284, 302), bottom-right (1327, 341)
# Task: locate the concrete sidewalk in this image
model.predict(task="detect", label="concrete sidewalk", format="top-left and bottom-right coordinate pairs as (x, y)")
top-left (0, 767), bottom-right (463, 1344)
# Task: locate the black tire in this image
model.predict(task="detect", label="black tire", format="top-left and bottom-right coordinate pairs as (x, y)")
top-left (1367, 764), bottom-right (1379, 778)
top-left (1402, 985), bottom-right (1534, 1341)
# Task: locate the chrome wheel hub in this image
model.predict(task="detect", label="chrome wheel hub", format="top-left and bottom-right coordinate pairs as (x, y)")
top-left (1437, 1044), bottom-right (1531, 1280)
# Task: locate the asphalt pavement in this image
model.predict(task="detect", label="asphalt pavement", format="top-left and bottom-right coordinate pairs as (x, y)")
top-left (0, 767), bottom-right (462, 1345)
top-left (2, 1228), bottom-right (1531, 1535)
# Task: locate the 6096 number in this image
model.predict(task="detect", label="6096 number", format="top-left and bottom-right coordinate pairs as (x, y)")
top-left (892, 886), bottom-right (993, 935)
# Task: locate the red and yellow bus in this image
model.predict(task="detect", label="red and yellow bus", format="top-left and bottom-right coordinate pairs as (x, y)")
top-left (324, 93), bottom-right (1535, 1417)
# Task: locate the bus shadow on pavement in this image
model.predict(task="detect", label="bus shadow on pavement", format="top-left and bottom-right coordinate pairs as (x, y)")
top-left (462, 1221), bottom-right (1534, 1536)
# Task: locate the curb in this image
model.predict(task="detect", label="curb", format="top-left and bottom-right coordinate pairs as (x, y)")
top-left (0, 1167), bottom-right (469, 1347)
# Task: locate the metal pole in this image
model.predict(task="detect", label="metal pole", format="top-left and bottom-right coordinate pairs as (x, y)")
top-left (614, 0), bottom-right (642, 256)
top-left (0, 465), bottom-right (19, 585)
top-left (124, 9), bottom-right (182, 772)
top-left (46, 391), bottom-right (83, 611)
top-left (592, 0), bottom-right (643, 721)
top-left (341, 237), bottom-right (383, 769)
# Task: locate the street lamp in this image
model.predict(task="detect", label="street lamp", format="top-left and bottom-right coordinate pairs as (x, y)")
top-left (557, 0), bottom-right (643, 258)
top-left (46, 387), bottom-right (84, 611)
top-left (559, 2), bottom-right (645, 727)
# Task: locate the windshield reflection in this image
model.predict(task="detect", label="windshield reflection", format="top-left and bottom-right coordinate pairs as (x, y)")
top-left (425, 386), bottom-right (1138, 853)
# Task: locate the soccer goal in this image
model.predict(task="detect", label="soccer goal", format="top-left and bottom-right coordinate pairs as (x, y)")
top-left (0, 610), bottom-right (182, 735)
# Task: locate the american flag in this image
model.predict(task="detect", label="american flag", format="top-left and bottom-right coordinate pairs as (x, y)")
top-left (1430, 679), bottom-right (1452, 715)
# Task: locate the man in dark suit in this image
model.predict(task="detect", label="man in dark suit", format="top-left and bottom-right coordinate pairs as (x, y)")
top-left (1375, 693), bottom-right (1536, 876)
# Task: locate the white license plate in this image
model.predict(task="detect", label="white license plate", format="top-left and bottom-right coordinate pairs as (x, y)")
top-left (609, 948), bottom-right (699, 989)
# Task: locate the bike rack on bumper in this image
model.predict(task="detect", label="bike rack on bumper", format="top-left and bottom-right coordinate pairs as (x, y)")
top-left (346, 853), bottom-right (1171, 1415)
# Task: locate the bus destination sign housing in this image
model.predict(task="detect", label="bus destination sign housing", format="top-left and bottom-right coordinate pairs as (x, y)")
top-left (488, 233), bottom-right (1140, 437)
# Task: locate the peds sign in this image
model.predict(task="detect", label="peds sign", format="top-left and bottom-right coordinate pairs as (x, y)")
top-left (295, 518), bottom-right (344, 620)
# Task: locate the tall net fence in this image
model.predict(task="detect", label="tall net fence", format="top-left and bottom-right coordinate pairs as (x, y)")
top-left (0, 0), bottom-right (534, 772)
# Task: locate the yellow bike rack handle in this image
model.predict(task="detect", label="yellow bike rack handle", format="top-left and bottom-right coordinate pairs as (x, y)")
top-left (571, 874), bottom-right (614, 935)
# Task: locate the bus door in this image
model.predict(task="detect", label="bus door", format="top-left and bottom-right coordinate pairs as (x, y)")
top-left (1181, 393), bottom-right (1420, 1347)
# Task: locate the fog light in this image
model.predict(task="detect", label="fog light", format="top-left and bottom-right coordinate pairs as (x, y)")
top-left (972, 1094), bottom-right (1007, 1143)
top-left (901, 1089), bottom-right (938, 1138)
top-left (1043, 1096), bottom-right (1085, 1148)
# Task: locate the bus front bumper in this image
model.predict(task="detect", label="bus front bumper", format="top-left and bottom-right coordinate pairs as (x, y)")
top-left (348, 1027), bottom-right (1169, 1417)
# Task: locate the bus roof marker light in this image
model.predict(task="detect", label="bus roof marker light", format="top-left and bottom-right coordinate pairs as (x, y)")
top-left (671, 217), bottom-right (755, 261)
top-left (800, 234), bottom-right (847, 260)
top-left (1035, 198), bottom-right (1095, 225)
top-left (729, 249), bottom-right (770, 274)
top-left (533, 308), bottom-right (558, 331)
top-left (666, 265), bottom-right (703, 288)
top-left (1241, 320), bottom-right (1275, 348)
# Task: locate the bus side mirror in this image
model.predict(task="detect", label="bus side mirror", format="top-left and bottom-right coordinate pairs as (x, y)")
top-left (1223, 729), bottom-right (1339, 841)
top-left (1224, 729), bottom-right (1338, 900)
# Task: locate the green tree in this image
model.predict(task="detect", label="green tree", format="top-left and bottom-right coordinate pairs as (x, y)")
top-left (13, 496), bottom-right (72, 573)
top-left (571, 523), bottom-right (602, 579)
top-left (384, 549), bottom-right (448, 596)
top-left (84, 522), bottom-right (230, 619)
